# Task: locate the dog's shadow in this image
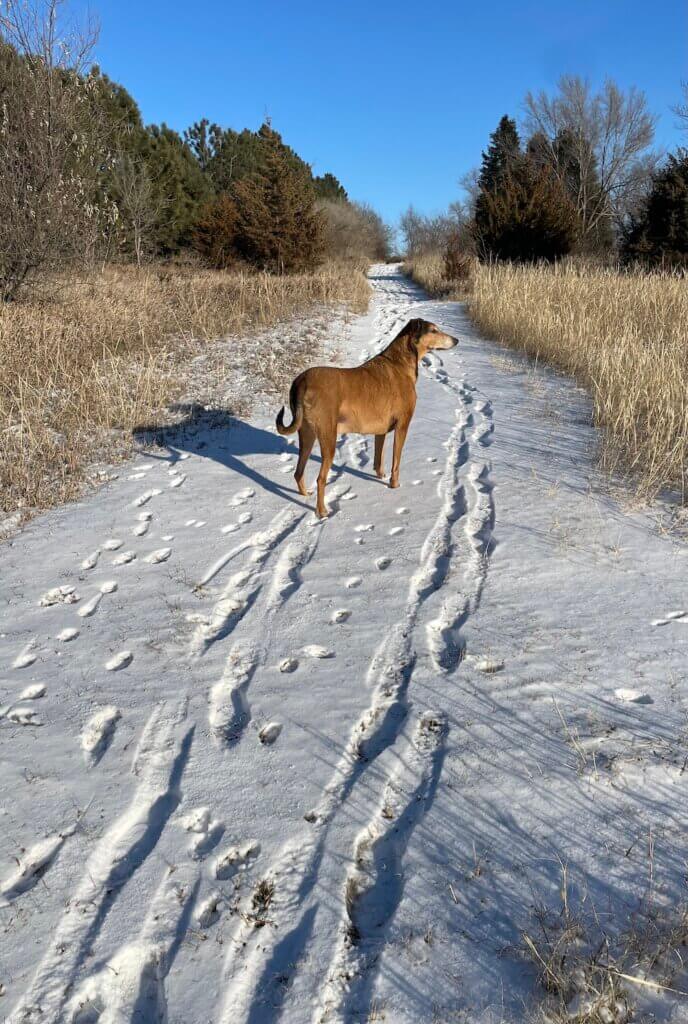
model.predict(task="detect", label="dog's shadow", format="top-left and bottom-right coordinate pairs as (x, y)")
top-left (133, 403), bottom-right (385, 509)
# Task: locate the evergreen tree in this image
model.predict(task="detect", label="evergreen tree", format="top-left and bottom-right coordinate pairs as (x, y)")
top-left (477, 115), bottom-right (521, 191)
top-left (473, 154), bottom-right (578, 263)
top-left (144, 124), bottom-right (212, 252)
top-left (622, 151), bottom-right (688, 267)
top-left (192, 194), bottom-right (239, 268)
top-left (230, 139), bottom-right (324, 272)
top-left (313, 172), bottom-right (348, 202)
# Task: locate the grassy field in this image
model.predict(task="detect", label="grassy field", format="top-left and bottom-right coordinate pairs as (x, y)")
top-left (1, 263), bottom-right (370, 521)
top-left (469, 262), bottom-right (688, 500)
top-left (406, 254), bottom-right (688, 501)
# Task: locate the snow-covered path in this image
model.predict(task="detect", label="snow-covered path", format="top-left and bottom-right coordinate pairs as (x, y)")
top-left (2, 266), bottom-right (687, 1023)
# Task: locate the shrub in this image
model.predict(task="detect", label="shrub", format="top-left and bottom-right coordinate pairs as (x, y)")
top-left (622, 151), bottom-right (688, 269)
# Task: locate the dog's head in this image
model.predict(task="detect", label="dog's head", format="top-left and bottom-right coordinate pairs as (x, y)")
top-left (401, 318), bottom-right (459, 355)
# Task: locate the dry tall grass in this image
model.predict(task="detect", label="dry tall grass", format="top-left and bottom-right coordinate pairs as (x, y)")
top-left (469, 263), bottom-right (688, 499)
top-left (1, 263), bottom-right (370, 520)
top-left (403, 251), bottom-right (474, 299)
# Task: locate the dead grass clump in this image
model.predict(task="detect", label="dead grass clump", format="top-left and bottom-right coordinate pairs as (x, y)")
top-left (404, 250), bottom-right (475, 299)
top-left (1, 262), bottom-right (370, 521)
top-left (468, 262), bottom-right (688, 500)
top-left (519, 867), bottom-right (688, 1023)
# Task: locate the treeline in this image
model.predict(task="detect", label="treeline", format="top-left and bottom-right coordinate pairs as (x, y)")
top-left (402, 75), bottom-right (688, 271)
top-left (0, 1), bottom-right (390, 300)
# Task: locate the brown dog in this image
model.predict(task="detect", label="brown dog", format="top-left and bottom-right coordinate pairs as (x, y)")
top-left (276, 318), bottom-right (458, 517)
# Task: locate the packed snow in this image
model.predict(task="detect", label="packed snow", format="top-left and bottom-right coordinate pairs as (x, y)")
top-left (1, 266), bottom-right (687, 1022)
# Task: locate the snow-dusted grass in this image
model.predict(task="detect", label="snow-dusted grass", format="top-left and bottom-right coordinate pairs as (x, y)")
top-left (0, 262), bottom-right (370, 524)
top-left (404, 250), bottom-right (474, 299)
top-left (469, 262), bottom-right (688, 500)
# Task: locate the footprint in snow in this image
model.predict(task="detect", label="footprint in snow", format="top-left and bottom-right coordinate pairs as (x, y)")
top-left (396, 506), bottom-right (409, 515)
top-left (39, 585), bottom-right (79, 607)
top-left (345, 576), bottom-right (363, 589)
top-left (81, 706), bottom-right (121, 766)
top-left (196, 891), bottom-right (223, 928)
top-left (355, 523), bottom-right (374, 533)
top-left (651, 610), bottom-right (687, 626)
top-left (279, 657), bottom-right (299, 673)
top-left (230, 488), bottom-right (255, 508)
top-left (13, 684), bottom-right (46, 703)
top-left (389, 526), bottom-right (404, 536)
top-left (426, 457), bottom-right (437, 463)
top-left (103, 539), bottom-right (123, 551)
top-left (341, 493), bottom-right (357, 502)
top-left (303, 644), bottom-right (334, 659)
top-left (132, 521), bottom-right (149, 537)
top-left (81, 551), bottom-right (100, 570)
top-left (133, 488), bottom-right (162, 508)
top-left (258, 722), bottom-right (282, 745)
top-left (6, 707), bottom-right (42, 726)
top-left (221, 523), bottom-right (240, 534)
top-left (194, 520), bottom-right (206, 528)
top-left (238, 512), bottom-right (252, 524)
top-left (215, 841), bottom-right (260, 879)
top-left (185, 519), bottom-right (197, 527)
top-left (13, 644), bottom-right (37, 669)
top-left (615, 688), bottom-right (653, 705)
top-left (105, 650), bottom-right (133, 672)
top-left (56, 627), bottom-right (79, 642)
top-left (432, 469), bottom-right (443, 477)
top-left (145, 547), bottom-right (171, 564)
top-left (376, 557), bottom-right (392, 571)
top-left (112, 550), bottom-right (136, 566)
top-left (77, 581), bottom-right (117, 619)
top-left (412, 479), bottom-right (423, 486)
top-left (169, 473), bottom-right (186, 489)
top-left (475, 658), bottom-right (504, 673)
top-left (330, 609), bottom-right (351, 624)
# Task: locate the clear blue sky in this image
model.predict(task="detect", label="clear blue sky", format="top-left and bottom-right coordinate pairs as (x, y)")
top-left (81, 0), bottom-right (686, 225)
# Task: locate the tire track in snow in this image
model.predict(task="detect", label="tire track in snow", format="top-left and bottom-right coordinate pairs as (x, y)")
top-left (11, 701), bottom-right (192, 1024)
top-left (316, 714), bottom-right (446, 1023)
top-left (426, 396), bottom-right (496, 672)
top-left (214, 406), bottom-right (469, 1023)
top-left (68, 864), bottom-right (199, 1023)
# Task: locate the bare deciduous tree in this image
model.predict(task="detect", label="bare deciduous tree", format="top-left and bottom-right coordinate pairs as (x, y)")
top-left (524, 75), bottom-right (658, 238)
top-left (0, 0), bottom-right (109, 299)
top-left (111, 152), bottom-right (166, 265)
top-left (399, 206), bottom-right (459, 257)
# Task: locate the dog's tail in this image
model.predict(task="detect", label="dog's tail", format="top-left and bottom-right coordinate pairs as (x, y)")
top-left (276, 379), bottom-right (304, 435)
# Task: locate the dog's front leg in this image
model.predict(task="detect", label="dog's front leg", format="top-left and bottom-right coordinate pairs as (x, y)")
top-left (374, 433), bottom-right (386, 479)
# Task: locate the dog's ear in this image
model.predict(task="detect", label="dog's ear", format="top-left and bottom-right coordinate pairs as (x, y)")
top-left (404, 318), bottom-right (424, 346)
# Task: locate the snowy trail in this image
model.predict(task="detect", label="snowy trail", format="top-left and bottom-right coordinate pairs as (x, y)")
top-left (1, 266), bottom-right (688, 1023)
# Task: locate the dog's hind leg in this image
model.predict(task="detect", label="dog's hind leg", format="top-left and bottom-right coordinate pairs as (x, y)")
top-left (389, 419), bottom-right (411, 489)
top-left (374, 433), bottom-right (386, 479)
top-left (294, 425), bottom-right (315, 497)
top-left (315, 428), bottom-right (336, 519)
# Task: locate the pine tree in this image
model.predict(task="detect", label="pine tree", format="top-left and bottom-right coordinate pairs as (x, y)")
top-left (192, 194), bottom-right (239, 268)
top-left (313, 172), bottom-right (348, 202)
top-left (622, 151), bottom-right (688, 267)
top-left (477, 115), bottom-right (521, 191)
top-left (230, 140), bottom-right (324, 272)
top-left (473, 155), bottom-right (578, 263)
